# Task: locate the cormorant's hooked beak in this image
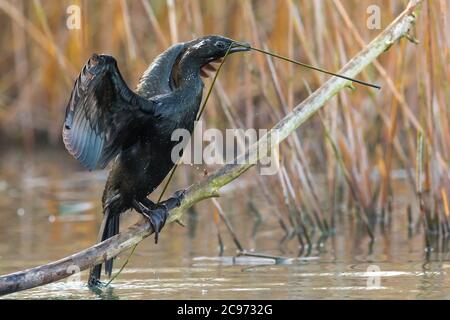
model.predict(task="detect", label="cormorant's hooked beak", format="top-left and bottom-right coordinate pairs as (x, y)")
top-left (229, 41), bottom-right (251, 53)
top-left (200, 41), bottom-right (250, 78)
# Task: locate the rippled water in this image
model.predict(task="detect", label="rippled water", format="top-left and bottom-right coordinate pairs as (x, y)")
top-left (1, 147), bottom-right (450, 299)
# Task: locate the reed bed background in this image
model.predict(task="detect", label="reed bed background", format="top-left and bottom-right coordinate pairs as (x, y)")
top-left (0, 0), bottom-right (449, 255)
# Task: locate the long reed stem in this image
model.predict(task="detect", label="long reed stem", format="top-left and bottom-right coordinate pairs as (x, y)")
top-left (250, 46), bottom-right (381, 89)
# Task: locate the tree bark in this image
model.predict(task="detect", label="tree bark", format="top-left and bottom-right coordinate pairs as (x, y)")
top-left (0, 0), bottom-right (422, 296)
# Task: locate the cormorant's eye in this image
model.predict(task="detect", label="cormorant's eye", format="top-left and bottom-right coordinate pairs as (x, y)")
top-left (215, 41), bottom-right (226, 50)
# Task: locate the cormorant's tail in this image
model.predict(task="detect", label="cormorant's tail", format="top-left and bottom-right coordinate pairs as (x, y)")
top-left (88, 208), bottom-right (120, 286)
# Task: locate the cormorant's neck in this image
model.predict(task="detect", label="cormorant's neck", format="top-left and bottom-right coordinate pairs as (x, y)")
top-left (171, 54), bottom-right (203, 89)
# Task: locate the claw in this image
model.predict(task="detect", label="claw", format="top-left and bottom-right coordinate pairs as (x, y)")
top-left (175, 219), bottom-right (186, 227)
top-left (172, 189), bottom-right (186, 207)
top-left (154, 227), bottom-right (159, 244)
top-left (174, 189), bottom-right (186, 199)
top-left (132, 199), bottom-right (169, 244)
top-left (149, 207), bottom-right (169, 244)
top-left (132, 193), bottom-right (184, 244)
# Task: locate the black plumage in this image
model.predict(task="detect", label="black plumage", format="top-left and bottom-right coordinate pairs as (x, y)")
top-left (62, 35), bottom-right (250, 286)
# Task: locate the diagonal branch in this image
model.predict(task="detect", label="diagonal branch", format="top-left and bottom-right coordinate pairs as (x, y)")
top-left (0, 0), bottom-right (422, 296)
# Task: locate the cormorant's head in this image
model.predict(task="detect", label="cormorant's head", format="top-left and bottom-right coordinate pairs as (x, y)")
top-left (183, 35), bottom-right (250, 70)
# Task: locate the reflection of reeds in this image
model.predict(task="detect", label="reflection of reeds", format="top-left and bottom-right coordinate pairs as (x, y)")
top-left (1, 1), bottom-right (449, 255)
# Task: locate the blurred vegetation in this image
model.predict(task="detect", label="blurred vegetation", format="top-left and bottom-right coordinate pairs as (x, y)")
top-left (0, 0), bottom-right (449, 252)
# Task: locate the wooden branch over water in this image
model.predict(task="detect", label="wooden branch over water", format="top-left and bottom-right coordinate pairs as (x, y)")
top-left (0, 0), bottom-right (422, 296)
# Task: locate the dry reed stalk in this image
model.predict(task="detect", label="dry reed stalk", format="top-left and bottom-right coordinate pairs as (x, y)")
top-left (140, 0), bottom-right (169, 47)
top-left (212, 198), bottom-right (243, 252)
top-left (120, 0), bottom-right (137, 60)
top-left (166, 0), bottom-right (178, 44)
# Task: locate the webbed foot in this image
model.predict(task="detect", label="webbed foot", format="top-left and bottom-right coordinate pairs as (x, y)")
top-left (88, 277), bottom-right (105, 288)
top-left (141, 189), bottom-right (186, 211)
top-left (132, 200), bottom-right (169, 244)
top-left (160, 189), bottom-right (186, 210)
top-left (133, 190), bottom-right (186, 243)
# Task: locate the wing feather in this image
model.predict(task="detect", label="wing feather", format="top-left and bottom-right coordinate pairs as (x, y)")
top-left (63, 54), bottom-right (155, 170)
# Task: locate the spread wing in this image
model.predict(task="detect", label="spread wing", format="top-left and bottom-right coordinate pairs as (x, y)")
top-left (63, 54), bottom-right (155, 170)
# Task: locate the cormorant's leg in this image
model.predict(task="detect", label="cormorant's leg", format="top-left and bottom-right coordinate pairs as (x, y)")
top-left (132, 200), bottom-right (169, 244)
top-left (141, 198), bottom-right (157, 210)
top-left (141, 189), bottom-right (186, 211)
top-left (88, 194), bottom-right (122, 288)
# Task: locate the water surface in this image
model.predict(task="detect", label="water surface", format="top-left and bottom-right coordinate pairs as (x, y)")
top-left (1, 148), bottom-right (449, 299)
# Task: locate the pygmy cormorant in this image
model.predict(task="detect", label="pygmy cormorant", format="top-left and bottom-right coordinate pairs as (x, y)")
top-left (62, 35), bottom-right (250, 286)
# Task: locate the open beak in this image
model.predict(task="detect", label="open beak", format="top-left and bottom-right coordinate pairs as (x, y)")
top-left (200, 41), bottom-right (250, 78)
top-left (229, 41), bottom-right (251, 53)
